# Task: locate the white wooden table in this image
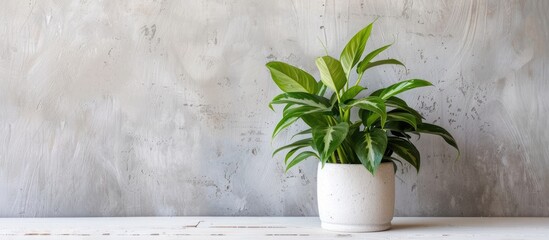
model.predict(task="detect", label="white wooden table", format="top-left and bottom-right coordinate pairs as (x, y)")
top-left (0, 217), bottom-right (547, 239)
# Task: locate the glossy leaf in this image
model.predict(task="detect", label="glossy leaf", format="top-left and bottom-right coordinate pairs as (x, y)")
top-left (357, 44), bottom-right (392, 66)
top-left (272, 116), bottom-right (299, 139)
top-left (387, 112), bottom-right (418, 130)
top-left (352, 129), bottom-right (388, 174)
top-left (357, 59), bottom-right (405, 74)
top-left (273, 105), bottom-right (330, 138)
top-left (379, 79), bottom-right (433, 100)
top-left (266, 61), bottom-right (318, 94)
top-left (359, 109), bottom-right (375, 127)
top-left (356, 44), bottom-right (392, 73)
top-left (270, 92), bottom-right (330, 110)
top-left (388, 137), bottom-right (420, 172)
top-left (416, 123), bottom-right (460, 155)
top-left (286, 151), bottom-right (319, 172)
top-left (315, 56), bottom-right (347, 93)
top-left (312, 122), bottom-right (350, 165)
top-left (285, 146), bottom-right (306, 164)
top-left (340, 22), bottom-right (374, 77)
top-left (272, 138), bottom-right (312, 157)
top-left (317, 81), bottom-right (327, 96)
top-left (343, 96), bottom-right (386, 127)
top-left (301, 113), bottom-right (330, 128)
top-left (340, 85), bottom-right (366, 104)
top-left (385, 97), bottom-right (424, 120)
top-left (291, 128), bottom-right (312, 139)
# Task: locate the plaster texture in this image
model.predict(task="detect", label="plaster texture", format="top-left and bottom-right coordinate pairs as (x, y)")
top-left (0, 0), bottom-right (548, 217)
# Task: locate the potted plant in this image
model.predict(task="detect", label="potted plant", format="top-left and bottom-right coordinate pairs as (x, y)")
top-left (266, 20), bottom-right (459, 232)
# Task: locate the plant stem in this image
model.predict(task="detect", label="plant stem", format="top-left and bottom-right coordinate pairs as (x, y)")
top-left (336, 147), bottom-right (346, 164)
top-left (335, 92), bottom-right (344, 121)
top-left (355, 72), bottom-right (364, 86)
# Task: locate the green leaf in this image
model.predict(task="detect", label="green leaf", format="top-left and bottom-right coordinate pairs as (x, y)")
top-left (379, 79), bottom-right (433, 100)
top-left (416, 123), bottom-right (460, 156)
top-left (356, 44), bottom-right (392, 73)
top-left (342, 96), bottom-right (386, 127)
top-left (312, 122), bottom-right (350, 165)
top-left (270, 92), bottom-right (331, 110)
top-left (272, 116), bottom-right (299, 138)
top-left (266, 61), bottom-right (318, 94)
top-left (315, 56), bottom-right (347, 93)
top-left (348, 121), bottom-right (363, 137)
top-left (357, 59), bottom-right (405, 74)
top-left (285, 146), bottom-right (306, 164)
top-left (301, 113), bottom-right (330, 128)
top-left (383, 121), bottom-right (414, 131)
top-left (291, 128), bottom-right (312, 139)
top-left (272, 138), bottom-right (312, 157)
top-left (273, 105), bottom-right (330, 138)
top-left (286, 151), bottom-right (319, 172)
top-left (340, 22), bottom-right (374, 77)
top-left (340, 85), bottom-right (366, 104)
top-left (385, 97), bottom-right (424, 120)
top-left (317, 81), bottom-right (327, 96)
top-left (388, 137), bottom-right (420, 172)
top-left (391, 130), bottom-right (412, 139)
top-left (387, 112), bottom-right (418, 130)
top-left (359, 109), bottom-right (377, 127)
top-left (329, 92), bottom-right (338, 106)
top-left (352, 129), bottom-right (388, 174)
top-left (282, 105), bottom-right (326, 117)
top-left (383, 121), bottom-right (458, 159)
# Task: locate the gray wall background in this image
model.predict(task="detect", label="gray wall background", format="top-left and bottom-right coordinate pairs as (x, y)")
top-left (1, 0), bottom-right (548, 217)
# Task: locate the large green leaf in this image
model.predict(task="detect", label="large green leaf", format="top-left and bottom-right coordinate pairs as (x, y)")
top-left (312, 122), bottom-right (349, 165)
top-left (357, 59), bottom-right (405, 74)
top-left (352, 129), bottom-right (388, 174)
top-left (359, 108), bottom-right (377, 127)
top-left (416, 123), bottom-right (460, 155)
top-left (270, 92), bottom-right (330, 110)
top-left (385, 97), bottom-right (424, 120)
top-left (266, 61), bottom-right (318, 94)
top-left (286, 151), bottom-right (319, 172)
top-left (383, 122), bottom-right (459, 156)
top-left (273, 105), bottom-right (330, 138)
top-left (356, 44), bottom-right (392, 73)
top-left (272, 116), bottom-right (298, 139)
top-left (388, 137), bottom-right (420, 172)
top-left (340, 22), bottom-right (374, 77)
top-left (301, 113), bottom-right (330, 129)
top-left (272, 138), bottom-right (312, 157)
top-left (340, 85), bottom-right (365, 104)
top-left (378, 79), bottom-right (433, 100)
top-left (315, 56), bottom-right (347, 93)
top-left (387, 112), bottom-right (418, 130)
top-left (342, 96), bottom-right (386, 127)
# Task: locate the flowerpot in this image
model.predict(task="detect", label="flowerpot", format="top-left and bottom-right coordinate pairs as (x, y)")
top-left (317, 162), bottom-right (395, 232)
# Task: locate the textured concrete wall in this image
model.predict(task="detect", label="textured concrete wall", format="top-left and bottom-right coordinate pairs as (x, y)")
top-left (1, 0), bottom-right (548, 217)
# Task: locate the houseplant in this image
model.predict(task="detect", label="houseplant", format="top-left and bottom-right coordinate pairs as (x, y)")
top-left (266, 20), bottom-right (459, 232)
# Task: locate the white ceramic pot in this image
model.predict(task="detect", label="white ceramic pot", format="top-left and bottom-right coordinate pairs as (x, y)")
top-left (317, 162), bottom-right (395, 232)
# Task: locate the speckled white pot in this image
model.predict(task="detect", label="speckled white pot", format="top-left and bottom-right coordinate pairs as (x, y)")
top-left (317, 162), bottom-right (395, 232)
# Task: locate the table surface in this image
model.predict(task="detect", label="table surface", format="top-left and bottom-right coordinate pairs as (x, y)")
top-left (0, 217), bottom-right (548, 240)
